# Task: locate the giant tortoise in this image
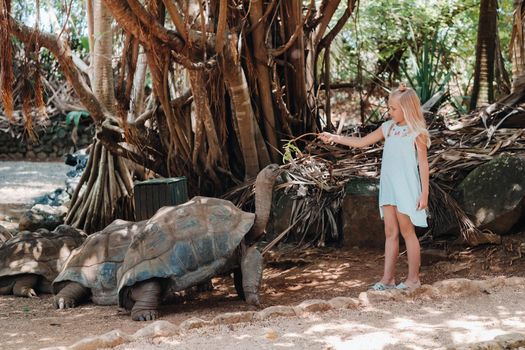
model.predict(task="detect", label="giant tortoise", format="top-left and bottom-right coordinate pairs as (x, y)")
top-left (0, 225), bottom-right (86, 297)
top-left (117, 164), bottom-right (280, 321)
top-left (0, 225), bottom-right (12, 246)
top-left (52, 219), bottom-right (146, 309)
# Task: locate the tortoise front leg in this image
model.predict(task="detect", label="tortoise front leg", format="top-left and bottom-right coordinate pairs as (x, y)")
top-left (240, 246), bottom-right (263, 307)
top-left (54, 282), bottom-right (90, 309)
top-left (130, 279), bottom-right (162, 321)
top-left (13, 274), bottom-right (39, 297)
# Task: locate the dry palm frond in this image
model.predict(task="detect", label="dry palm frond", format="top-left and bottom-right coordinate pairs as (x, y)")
top-left (0, 0), bottom-right (14, 120)
top-left (429, 181), bottom-right (501, 246)
top-left (33, 0), bottom-right (46, 120)
top-left (224, 156), bottom-right (347, 248)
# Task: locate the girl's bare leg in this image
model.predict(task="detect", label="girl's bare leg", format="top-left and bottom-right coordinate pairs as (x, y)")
top-left (395, 209), bottom-right (421, 286)
top-left (381, 205), bottom-right (399, 285)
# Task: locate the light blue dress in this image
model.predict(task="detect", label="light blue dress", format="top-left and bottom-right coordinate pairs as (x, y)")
top-left (379, 120), bottom-right (428, 227)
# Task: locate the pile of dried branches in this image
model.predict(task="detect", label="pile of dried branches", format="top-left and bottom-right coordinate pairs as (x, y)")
top-left (226, 112), bottom-right (521, 248)
top-left (306, 115), bottom-right (525, 191)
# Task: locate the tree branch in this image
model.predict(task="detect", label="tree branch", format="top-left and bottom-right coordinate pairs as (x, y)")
top-left (271, 0), bottom-right (314, 57)
top-left (312, 0), bottom-right (342, 44)
top-left (9, 16), bottom-right (108, 123)
top-left (318, 0), bottom-right (355, 50)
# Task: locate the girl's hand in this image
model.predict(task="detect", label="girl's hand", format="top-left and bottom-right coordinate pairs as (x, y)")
top-left (416, 195), bottom-right (428, 211)
top-left (318, 132), bottom-right (336, 144)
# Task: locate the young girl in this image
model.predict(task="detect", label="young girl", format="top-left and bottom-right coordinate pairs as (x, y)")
top-left (319, 84), bottom-right (430, 290)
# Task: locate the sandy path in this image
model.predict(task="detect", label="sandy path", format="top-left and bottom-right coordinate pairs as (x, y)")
top-left (0, 161), bottom-right (70, 225)
top-left (111, 283), bottom-right (525, 350)
top-left (1, 236), bottom-right (524, 349)
top-left (0, 161), bottom-right (69, 205)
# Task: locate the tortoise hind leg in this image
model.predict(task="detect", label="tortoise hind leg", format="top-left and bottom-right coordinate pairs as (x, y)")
top-left (240, 246), bottom-right (263, 307)
top-left (54, 282), bottom-right (90, 309)
top-left (130, 279), bottom-right (162, 321)
top-left (233, 268), bottom-right (245, 300)
top-left (13, 274), bottom-right (39, 297)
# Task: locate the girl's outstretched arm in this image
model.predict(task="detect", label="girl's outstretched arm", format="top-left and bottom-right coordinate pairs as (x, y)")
top-left (416, 134), bottom-right (429, 210)
top-left (318, 127), bottom-right (384, 148)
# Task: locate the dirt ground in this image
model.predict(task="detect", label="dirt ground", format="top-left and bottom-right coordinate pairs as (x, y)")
top-left (1, 232), bottom-right (525, 350)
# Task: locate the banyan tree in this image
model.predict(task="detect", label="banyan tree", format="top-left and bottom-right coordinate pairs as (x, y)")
top-left (0, 0), bottom-right (356, 232)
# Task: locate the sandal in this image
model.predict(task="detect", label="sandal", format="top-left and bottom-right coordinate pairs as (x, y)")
top-left (370, 282), bottom-right (396, 291)
top-left (395, 281), bottom-right (421, 290)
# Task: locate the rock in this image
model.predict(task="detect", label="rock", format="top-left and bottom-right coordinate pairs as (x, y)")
top-left (328, 296), bottom-right (360, 309)
top-left (132, 320), bottom-right (179, 339)
top-left (450, 332), bottom-right (525, 350)
top-left (255, 305), bottom-right (296, 320)
top-left (294, 299), bottom-right (333, 314)
top-left (341, 178), bottom-right (385, 249)
top-left (492, 333), bottom-right (525, 348)
top-left (432, 278), bottom-right (483, 297)
top-left (264, 328), bottom-right (279, 341)
top-left (455, 155), bottom-right (525, 235)
top-left (267, 190), bottom-right (312, 244)
top-left (34, 188), bottom-right (70, 207)
top-left (18, 204), bottom-right (68, 232)
top-left (211, 311), bottom-right (255, 325)
top-left (360, 290), bottom-right (403, 305)
top-left (503, 276), bottom-right (525, 287)
top-left (179, 317), bottom-right (210, 330)
top-left (68, 329), bottom-right (130, 350)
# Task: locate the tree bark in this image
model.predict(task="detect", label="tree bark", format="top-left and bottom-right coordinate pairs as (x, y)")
top-left (470, 0), bottom-right (497, 109)
top-left (221, 35), bottom-right (269, 179)
top-left (128, 45), bottom-right (148, 122)
top-left (511, 0), bottom-right (525, 92)
top-left (281, 0), bottom-right (308, 132)
top-left (248, 0), bottom-right (279, 163)
top-left (65, 0), bottom-right (134, 233)
top-left (93, 0), bottom-right (116, 114)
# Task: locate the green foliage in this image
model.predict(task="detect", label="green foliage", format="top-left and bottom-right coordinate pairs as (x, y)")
top-left (401, 30), bottom-right (451, 103)
top-left (330, 0), bottom-right (514, 112)
top-left (66, 111), bottom-right (90, 127)
top-left (282, 140), bottom-right (303, 163)
top-left (80, 36), bottom-right (90, 52)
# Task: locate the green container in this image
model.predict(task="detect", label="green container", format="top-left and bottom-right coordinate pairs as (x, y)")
top-left (134, 177), bottom-right (188, 220)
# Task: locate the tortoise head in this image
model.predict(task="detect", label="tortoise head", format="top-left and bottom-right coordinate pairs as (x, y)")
top-left (247, 164), bottom-right (281, 243)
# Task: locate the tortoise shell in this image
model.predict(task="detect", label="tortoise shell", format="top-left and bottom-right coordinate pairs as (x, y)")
top-left (0, 225), bottom-right (12, 246)
top-left (53, 219), bottom-right (146, 305)
top-left (117, 196), bottom-right (255, 305)
top-left (0, 225), bottom-right (86, 283)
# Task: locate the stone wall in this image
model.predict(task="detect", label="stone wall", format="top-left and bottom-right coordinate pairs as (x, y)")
top-left (0, 117), bottom-right (94, 160)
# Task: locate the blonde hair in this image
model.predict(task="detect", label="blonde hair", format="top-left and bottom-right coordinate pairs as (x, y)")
top-left (389, 84), bottom-right (431, 148)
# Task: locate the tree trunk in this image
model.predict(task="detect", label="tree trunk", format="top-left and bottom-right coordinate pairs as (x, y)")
top-left (248, 0), bottom-right (279, 163)
top-left (65, 0), bottom-right (134, 233)
top-left (470, 0), bottom-right (497, 109)
top-left (93, 0), bottom-right (116, 113)
top-left (128, 45), bottom-right (148, 122)
top-left (188, 68), bottom-right (224, 183)
top-left (282, 0), bottom-right (309, 132)
top-left (222, 35), bottom-right (269, 179)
